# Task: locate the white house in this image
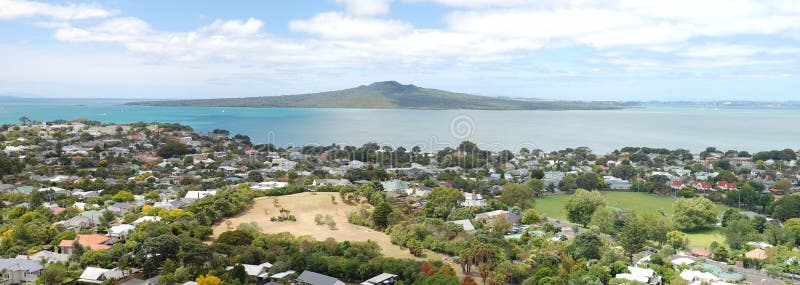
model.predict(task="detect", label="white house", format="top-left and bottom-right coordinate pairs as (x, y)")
top-left (615, 266), bottom-right (661, 285)
top-left (184, 190), bottom-right (217, 200)
top-left (0, 258), bottom-right (43, 285)
top-left (462, 192), bottom-right (487, 208)
top-left (225, 262), bottom-right (272, 280)
top-left (251, 181), bottom-right (288, 191)
top-left (108, 224), bottom-right (136, 238)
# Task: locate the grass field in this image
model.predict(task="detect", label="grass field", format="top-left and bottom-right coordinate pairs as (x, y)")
top-left (535, 191), bottom-right (733, 248)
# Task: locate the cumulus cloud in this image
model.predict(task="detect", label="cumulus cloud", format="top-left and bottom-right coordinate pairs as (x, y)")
top-left (289, 12), bottom-right (410, 39)
top-left (336, 0), bottom-right (393, 16)
top-left (0, 0), bottom-right (114, 20)
top-left (3, 0), bottom-right (800, 98)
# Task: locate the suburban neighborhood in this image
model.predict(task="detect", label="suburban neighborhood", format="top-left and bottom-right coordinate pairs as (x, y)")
top-left (0, 119), bottom-right (799, 284)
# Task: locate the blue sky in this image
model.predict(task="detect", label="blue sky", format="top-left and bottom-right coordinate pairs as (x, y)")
top-left (1, 0), bottom-right (799, 100)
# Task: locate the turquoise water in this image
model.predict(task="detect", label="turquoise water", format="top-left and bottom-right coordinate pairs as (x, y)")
top-left (0, 98), bottom-right (798, 153)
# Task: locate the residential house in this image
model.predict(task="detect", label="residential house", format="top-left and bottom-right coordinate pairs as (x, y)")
top-left (184, 190), bottom-right (217, 200)
top-left (744, 248), bottom-right (768, 261)
top-left (16, 250), bottom-right (69, 265)
top-left (450, 219), bottom-right (475, 232)
top-left (461, 192), bottom-right (487, 208)
top-left (691, 181), bottom-right (712, 192)
top-left (670, 181), bottom-right (686, 190)
top-left (690, 248), bottom-right (711, 258)
top-left (295, 271), bottom-right (345, 285)
top-left (0, 258), bottom-right (43, 285)
top-left (679, 270), bottom-right (725, 284)
top-left (108, 224), bottom-right (136, 239)
top-left (78, 267), bottom-right (136, 284)
top-left (267, 270), bottom-right (296, 283)
top-left (59, 234), bottom-right (111, 254)
top-left (603, 176), bottom-right (631, 190)
top-left (269, 158), bottom-right (297, 171)
top-left (475, 210), bottom-right (522, 226)
top-left (360, 273), bottom-right (398, 285)
top-left (715, 181), bottom-right (737, 191)
top-left (381, 180), bottom-right (409, 193)
top-left (543, 171), bottom-right (565, 187)
top-left (251, 181), bottom-right (289, 191)
top-left (312, 179), bottom-right (352, 187)
top-left (106, 202), bottom-right (139, 216)
top-left (615, 266), bottom-right (662, 285)
top-left (56, 215), bottom-right (97, 230)
top-left (71, 190), bottom-right (101, 200)
top-left (225, 262), bottom-right (272, 282)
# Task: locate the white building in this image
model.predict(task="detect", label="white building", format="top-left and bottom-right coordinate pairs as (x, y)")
top-left (0, 258), bottom-right (43, 285)
top-left (461, 192), bottom-right (487, 208)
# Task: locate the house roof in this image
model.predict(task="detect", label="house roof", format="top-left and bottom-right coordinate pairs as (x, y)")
top-left (269, 270), bottom-right (296, 279)
top-left (225, 262), bottom-right (272, 276)
top-left (59, 234), bottom-right (111, 250)
top-left (450, 219), bottom-right (475, 231)
top-left (745, 248), bottom-right (768, 260)
top-left (363, 273), bottom-right (397, 284)
top-left (79, 267), bottom-right (109, 282)
top-left (690, 248), bottom-right (710, 257)
top-left (109, 224), bottom-right (136, 236)
top-left (296, 270), bottom-right (344, 285)
top-left (16, 250), bottom-right (69, 264)
top-left (0, 258), bottom-right (43, 272)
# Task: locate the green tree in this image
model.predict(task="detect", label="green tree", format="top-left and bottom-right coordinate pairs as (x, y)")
top-left (666, 231), bottom-right (688, 250)
top-left (723, 219), bottom-right (756, 250)
top-left (527, 178), bottom-right (545, 195)
top-left (571, 231), bottom-right (603, 260)
top-left (38, 263), bottom-right (67, 285)
top-left (424, 187), bottom-right (465, 219)
top-left (640, 212), bottom-right (672, 245)
top-left (18, 116), bottom-right (31, 125)
top-left (612, 164), bottom-right (637, 180)
top-left (576, 172), bottom-right (599, 190)
top-left (673, 197), bottom-right (717, 232)
top-left (499, 183), bottom-right (536, 209)
top-left (112, 190), bottom-right (135, 202)
top-left (521, 209), bottom-right (542, 225)
top-left (372, 202), bottom-right (393, 230)
top-left (228, 264), bottom-right (248, 284)
top-left (565, 189), bottom-right (606, 227)
top-left (619, 214), bottom-right (648, 260)
top-left (770, 194), bottom-right (800, 221)
top-left (157, 140), bottom-right (190, 158)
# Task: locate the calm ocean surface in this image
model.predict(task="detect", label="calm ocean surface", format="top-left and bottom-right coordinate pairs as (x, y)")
top-left (1, 98), bottom-right (798, 153)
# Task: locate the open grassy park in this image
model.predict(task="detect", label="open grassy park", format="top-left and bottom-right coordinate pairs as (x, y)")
top-left (535, 191), bottom-right (734, 248)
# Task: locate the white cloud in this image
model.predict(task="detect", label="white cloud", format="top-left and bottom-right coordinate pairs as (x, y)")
top-left (4, 0), bottom-right (800, 98)
top-left (678, 43), bottom-right (800, 58)
top-left (56, 17), bottom-right (151, 42)
top-left (0, 0), bottom-right (113, 20)
top-left (336, 0), bottom-right (393, 16)
top-left (200, 18), bottom-right (264, 36)
top-left (289, 12), bottom-right (411, 39)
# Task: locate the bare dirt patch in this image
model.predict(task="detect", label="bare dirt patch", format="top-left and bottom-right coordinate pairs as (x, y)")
top-left (213, 192), bottom-right (448, 263)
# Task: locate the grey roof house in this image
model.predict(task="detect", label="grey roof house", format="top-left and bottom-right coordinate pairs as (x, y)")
top-left (295, 271), bottom-right (345, 285)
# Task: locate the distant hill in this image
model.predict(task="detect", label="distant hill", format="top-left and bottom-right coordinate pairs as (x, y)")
top-left (127, 81), bottom-right (631, 110)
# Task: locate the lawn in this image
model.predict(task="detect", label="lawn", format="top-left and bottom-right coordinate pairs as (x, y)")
top-left (535, 191), bottom-right (734, 248)
top-left (683, 227), bottom-right (725, 248)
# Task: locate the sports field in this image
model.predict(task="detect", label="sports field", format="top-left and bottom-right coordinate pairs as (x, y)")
top-left (535, 191), bottom-right (733, 247)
